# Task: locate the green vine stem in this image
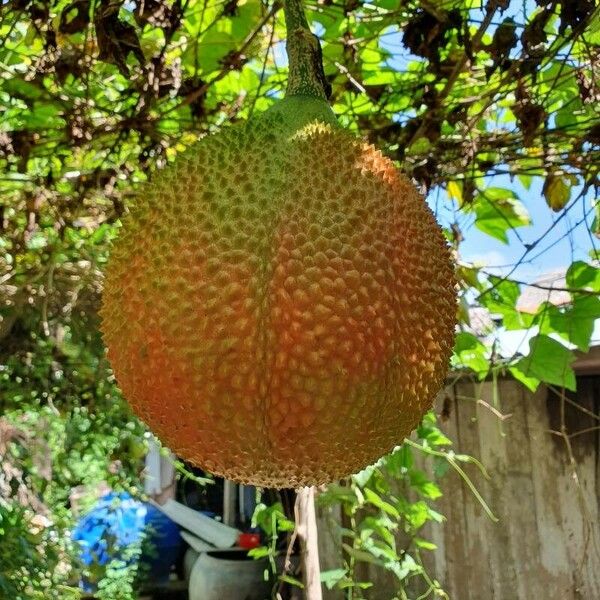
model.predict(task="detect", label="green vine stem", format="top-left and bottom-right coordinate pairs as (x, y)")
top-left (404, 439), bottom-right (498, 523)
top-left (283, 0), bottom-right (330, 99)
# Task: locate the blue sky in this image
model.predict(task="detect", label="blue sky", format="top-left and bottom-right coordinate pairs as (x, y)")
top-left (433, 176), bottom-right (597, 282)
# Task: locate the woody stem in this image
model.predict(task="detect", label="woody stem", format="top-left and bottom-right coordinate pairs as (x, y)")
top-left (283, 0), bottom-right (329, 99)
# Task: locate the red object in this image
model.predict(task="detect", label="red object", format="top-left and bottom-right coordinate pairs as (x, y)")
top-left (238, 532), bottom-right (261, 549)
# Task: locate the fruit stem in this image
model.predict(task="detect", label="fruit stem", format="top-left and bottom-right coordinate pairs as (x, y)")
top-left (283, 0), bottom-right (330, 100)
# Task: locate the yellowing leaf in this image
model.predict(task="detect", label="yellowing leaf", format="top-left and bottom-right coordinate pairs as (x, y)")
top-left (543, 172), bottom-right (577, 212)
top-left (447, 181), bottom-right (463, 206)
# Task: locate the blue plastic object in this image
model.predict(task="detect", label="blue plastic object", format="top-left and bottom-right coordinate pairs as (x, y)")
top-left (72, 492), bottom-right (181, 591)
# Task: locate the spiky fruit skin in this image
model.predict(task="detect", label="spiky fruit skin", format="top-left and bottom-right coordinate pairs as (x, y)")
top-left (100, 97), bottom-right (456, 488)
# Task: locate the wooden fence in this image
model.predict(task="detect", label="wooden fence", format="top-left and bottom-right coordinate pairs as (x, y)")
top-left (316, 350), bottom-right (600, 600)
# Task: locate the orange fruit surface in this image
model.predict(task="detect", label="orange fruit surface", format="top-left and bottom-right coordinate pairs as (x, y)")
top-left (100, 98), bottom-right (457, 488)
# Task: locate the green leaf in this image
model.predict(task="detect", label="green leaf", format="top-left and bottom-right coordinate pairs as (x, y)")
top-left (363, 488), bottom-right (400, 518)
top-left (352, 464), bottom-right (377, 488)
top-left (566, 261), bottom-right (600, 292)
top-left (406, 136), bottom-right (431, 156)
top-left (452, 332), bottom-right (489, 376)
top-left (342, 543), bottom-right (384, 566)
top-left (251, 502), bottom-right (294, 535)
top-left (362, 538), bottom-right (399, 563)
top-left (409, 470), bottom-right (442, 500)
top-left (3, 78), bottom-right (44, 100)
top-left (247, 546), bottom-right (270, 559)
top-left (388, 553), bottom-right (421, 581)
top-left (416, 423), bottom-right (452, 446)
top-left (509, 335), bottom-right (576, 392)
top-left (22, 102), bottom-right (64, 129)
top-left (385, 444), bottom-right (413, 474)
top-left (320, 568), bottom-right (347, 590)
top-left (433, 456), bottom-right (450, 478)
top-left (230, 0), bottom-right (261, 42)
top-left (554, 107), bottom-right (578, 130)
top-left (198, 30), bottom-right (236, 74)
top-left (538, 296), bottom-right (600, 352)
top-left (479, 277), bottom-right (533, 330)
top-left (508, 365), bottom-right (540, 392)
top-left (279, 575), bottom-right (304, 588)
top-left (359, 515), bottom-right (397, 547)
top-left (592, 199), bottom-right (600, 238)
top-left (518, 173), bottom-right (533, 190)
top-left (403, 500), bottom-right (431, 529)
top-left (362, 70), bottom-right (398, 85)
top-left (415, 537), bottom-right (437, 550)
top-left (457, 265), bottom-right (482, 290)
top-left (473, 188), bottom-right (531, 243)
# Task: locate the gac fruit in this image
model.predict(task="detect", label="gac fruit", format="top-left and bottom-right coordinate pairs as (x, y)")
top-left (100, 96), bottom-right (456, 488)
